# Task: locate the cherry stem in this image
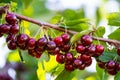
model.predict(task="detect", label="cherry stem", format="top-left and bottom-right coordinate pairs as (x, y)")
top-left (0, 5), bottom-right (120, 45)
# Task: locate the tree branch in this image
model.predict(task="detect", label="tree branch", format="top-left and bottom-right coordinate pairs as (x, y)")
top-left (0, 5), bottom-right (120, 45)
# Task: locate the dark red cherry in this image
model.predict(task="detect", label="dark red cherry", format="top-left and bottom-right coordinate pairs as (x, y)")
top-left (61, 33), bottom-right (70, 43)
top-left (28, 49), bottom-right (36, 57)
top-left (6, 34), bottom-right (15, 42)
top-left (116, 63), bottom-right (120, 71)
top-left (97, 60), bottom-right (106, 69)
top-left (79, 63), bottom-right (86, 70)
top-left (5, 13), bottom-right (17, 25)
top-left (28, 38), bottom-right (36, 50)
top-left (35, 47), bottom-right (44, 54)
top-left (80, 54), bottom-right (91, 61)
top-left (107, 69), bottom-right (117, 75)
top-left (76, 44), bottom-right (85, 53)
top-left (16, 34), bottom-right (29, 46)
top-left (65, 64), bottom-right (74, 71)
top-left (81, 35), bottom-right (92, 46)
top-left (1, 24), bottom-right (11, 34)
top-left (84, 57), bottom-right (92, 67)
top-left (61, 44), bottom-right (70, 52)
top-left (46, 41), bottom-right (56, 50)
top-left (37, 37), bottom-right (47, 48)
top-left (48, 47), bottom-right (60, 55)
top-left (87, 45), bottom-right (96, 56)
top-left (96, 45), bottom-right (104, 53)
top-left (56, 53), bottom-right (65, 64)
top-left (7, 40), bottom-right (17, 50)
top-left (65, 52), bottom-right (73, 61)
top-left (106, 60), bottom-right (116, 71)
top-left (54, 37), bottom-right (63, 46)
top-left (18, 44), bottom-right (27, 50)
top-left (117, 46), bottom-right (120, 56)
top-left (73, 59), bottom-right (82, 68)
top-left (10, 24), bottom-right (19, 34)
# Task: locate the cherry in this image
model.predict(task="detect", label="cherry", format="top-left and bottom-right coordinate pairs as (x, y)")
top-left (35, 47), bottom-right (44, 54)
top-left (5, 13), bottom-right (17, 25)
top-left (10, 24), bottom-right (19, 34)
top-left (73, 59), bottom-right (82, 68)
top-left (79, 63), bottom-right (86, 70)
top-left (61, 33), bottom-right (70, 43)
top-left (37, 37), bottom-right (47, 48)
top-left (0, 24), bottom-right (11, 34)
top-left (84, 57), bottom-right (92, 67)
top-left (117, 46), bottom-right (120, 56)
top-left (27, 38), bottom-right (36, 50)
top-left (76, 44), bottom-right (85, 53)
top-left (54, 37), bottom-right (63, 46)
top-left (48, 47), bottom-right (60, 55)
top-left (96, 45), bottom-right (104, 53)
top-left (116, 63), bottom-right (120, 71)
top-left (18, 44), bottom-right (27, 50)
top-left (87, 45), bottom-right (96, 56)
top-left (97, 60), bottom-right (106, 69)
top-left (107, 69), bottom-right (117, 75)
top-left (28, 49), bottom-right (36, 57)
top-left (61, 44), bottom-right (70, 52)
top-left (46, 41), bottom-right (56, 50)
top-left (6, 34), bottom-right (15, 42)
top-left (65, 52), bottom-right (73, 62)
top-left (106, 60), bottom-right (116, 71)
top-left (81, 35), bottom-right (92, 46)
top-left (80, 54), bottom-right (91, 61)
top-left (56, 53), bottom-right (65, 64)
top-left (35, 52), bottom-right (42, 58)
top-left (16, 34), bottom-right (29, 46)
top-left (65, 64), bottom-right (74, 71)
top-left (7, 40), bottom-right (17, 50)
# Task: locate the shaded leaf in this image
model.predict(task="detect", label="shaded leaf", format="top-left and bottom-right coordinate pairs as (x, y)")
top-left (94, 26), bottom-right (105, 37)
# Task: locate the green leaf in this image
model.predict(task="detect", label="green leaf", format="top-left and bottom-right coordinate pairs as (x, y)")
top-left (21, 0), bottom-right (33, 8)
top-left (70, 30), bottom-right (91, 44)
top-left (64, 18), bottom-right (89, 26)
top-left (39, 52), bottom-right (50, 62)
top-left (50, 15), bottom-right (63, 24)
top-left (107, 12), bottom-right (120, 26)
top-left (55, 69), bottom-right (76, 80)
top-left (108, 28), bottom-right (120, 41)
top-left (94, 26), bottom-right (105, 37)
top-left (115, 71), bottom-right (120, 80)
top-left (96, 64), bottom-right (108, 80)
top-left (98, 52), bottom-right (116, 62)
top-left (10, 1), bottom-right (17, 12)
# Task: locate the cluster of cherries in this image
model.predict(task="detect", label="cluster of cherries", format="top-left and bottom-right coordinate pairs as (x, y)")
top-left (56, 34), bottom-right (104, 71)
top-left (1, 12), bottom-right (120, 75)
top-left (97, 46), bottom-right (120, 75)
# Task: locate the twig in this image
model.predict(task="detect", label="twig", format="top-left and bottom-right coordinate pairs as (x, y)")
top-left (0, 5), bottom-right (120, 45)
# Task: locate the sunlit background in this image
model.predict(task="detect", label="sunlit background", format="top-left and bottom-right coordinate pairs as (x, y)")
top-left (0, 0), bottom-right (120, 80)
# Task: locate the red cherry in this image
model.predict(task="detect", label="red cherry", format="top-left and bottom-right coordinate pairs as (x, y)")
top-left (27, 38), bottom-right (36, 50)
top-left (7, 40), bottom-right (17, 50)
top-left (106, 60), bottom-right (116, 71)
top-left (6, 34), bottom-right (16, 42)
top-left (61, 44), bottom-right (70, 52)
top-left (37, 37), bottom-right (47, 48)
top-left (84, 57), bottom-right (92, 67)
top-left (56, 53), bottom-right (65, 64)
top-left (35, 47), bottom-right (44, 54)
top-left (76, 44), bottom-right (85, 53)
top-left (48, 47), bottom-right (60, 55)
top-left (10, 24), bottom-right (19, 34)
top-left (96, 45), bottom-right (104, 53)
top-left (97, 60), bottom-right (106, 69)
top-left (5, 13), bottom-right (17, 25)
top-left (79, 64), bottom-right (86, 70)
top-left (73, 59), bottom-right (82, 68)
top-left (54, 37), bottom-right (63, 46)
top-left (61, 33), bottom-right (70, 43)
top-left (1, 24), bottom-right (11, 34)
top-left (81, 35), bottom-right (92, 46)
top-left (65, 64), bottom-right (74, 71)
top-left (16, 34), bottom-right (29, 46)
top-left (80, 54), bottom-right (91, 61)
top-left (107, 69), bottom-right (117, 75)
top-left (87, 45), bottom-right (96, 56)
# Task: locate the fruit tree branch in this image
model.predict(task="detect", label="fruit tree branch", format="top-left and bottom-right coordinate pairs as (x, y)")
top-left (0, 5), bottom-right (120, 45)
